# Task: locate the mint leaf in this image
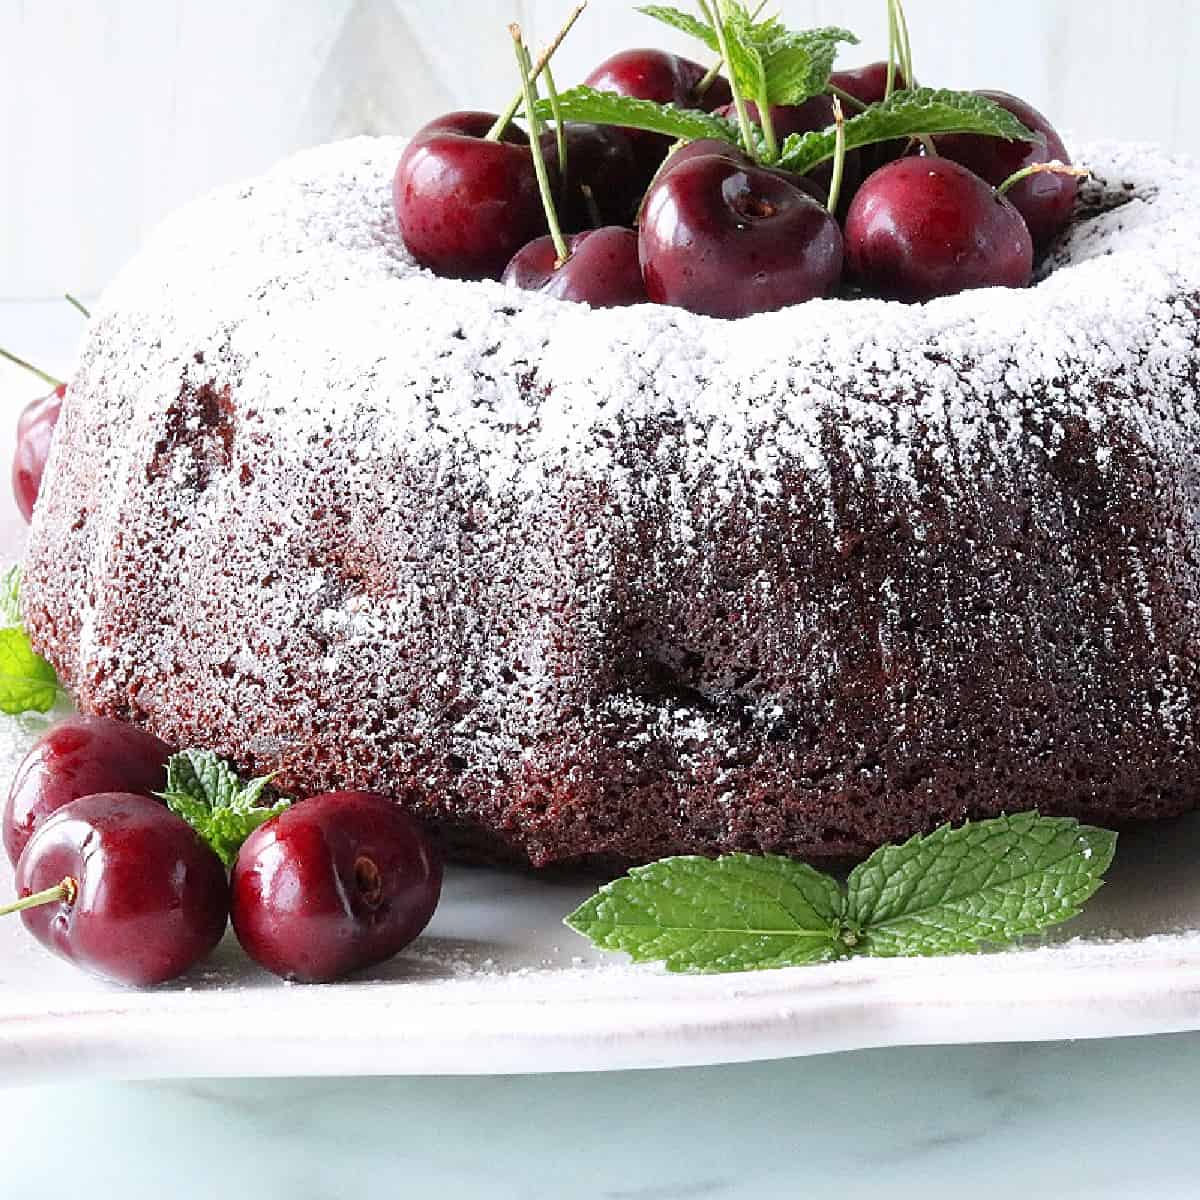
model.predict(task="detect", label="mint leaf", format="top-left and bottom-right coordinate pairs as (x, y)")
top-left (719, 4), bottom-right (768, 111)
top-left (566, 815), bottom-right (1118, 974)
top-left (636, 5), bottom-right (718, 50)
top-left (564, 854), bottom-right (845, 973)
top-left (777, 87), bottom-right (1041, 175)
top-left (0, 566), bottom-right (22, 627)
top-left (0, 626), bottom-right (58, 714)
top-left (160, 748), bottom-right (290, 867)
top-left (845, 814), bottom-right (1117, 957)
top-left (533, 86), bottom-right (739, 144)
top-left (762, 27), bottom-right (858, 106)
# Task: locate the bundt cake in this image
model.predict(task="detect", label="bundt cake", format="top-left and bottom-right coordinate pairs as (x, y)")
top-left (21, 134), bottom-right (1200, 869)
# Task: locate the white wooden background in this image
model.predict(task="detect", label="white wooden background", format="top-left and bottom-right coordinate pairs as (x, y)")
top-left (1, 0), bottom-right (1198, 304)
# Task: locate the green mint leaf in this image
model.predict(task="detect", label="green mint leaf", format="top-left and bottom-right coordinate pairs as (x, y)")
top-left (564, 854), bottom-right (845, 974)
top-left (636, 5), bottom-right (718, 51)
top-left (846, 814), bottom-right (1117, 957)
top-left (720, 4), bottom-right (769, 111)
top-left (0, 626), bottom-right (58, 715)
top-left (0, 566), bottom-right (23, 628)
top-left (762, 27), bottom-right (858, 106)
top-left (160, 748), bottom-right (290, 867)
top-left (532, 86), bottom-right (739, 145)
top-left (777, 86), bottom-right (1041, 175)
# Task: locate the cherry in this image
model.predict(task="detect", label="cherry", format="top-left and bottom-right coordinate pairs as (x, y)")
top-left (829, 63), bottom-right (910, 175)
top-left (4, 715), bottom-right (172, 866)
top-left (9, 792), bottom-right (228, 986)
top-left (12, 384), bottom-right (64, 524)
top-left (503, 227), bottom-right (646, 307)
top-left (542, 123), bottom-right (642, 230)
top-left (829, 62), bottom-right (907, 107)
top-left (584, 49), bottom-right (732, 181)
top-left (639, 154), bottom-right (844, 319)
top-left (932, 90), bottom-right (1078, 248)
top-left (844, 157), bottom-right (1033, 302)
top-left (714, 97), bottom-right (861, 210)
top-left (393, 111), bottom-right (549, 280)
top-left (230, 791), bottom-right (442, 983)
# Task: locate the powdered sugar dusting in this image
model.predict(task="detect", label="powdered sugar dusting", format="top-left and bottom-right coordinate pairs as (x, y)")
top-left (21, 135), bottom-right (1200, 866)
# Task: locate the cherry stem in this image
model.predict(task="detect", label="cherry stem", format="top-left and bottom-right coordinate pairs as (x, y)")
top-left (996, 160), bottom-right (1090, 197)
top-left (0, 347), bottom-right (62, 390)
top-left (826, 96), bottom-right (847, 214)
top-left (827, 84), bottom-right (867, 114)
top-left (703, 0), bottom-right (758, 162)
top-left (544, 61), bottom-right (568, 187)
top-left (64, 293), bottom-right (91, 319)
top-left (487, 2), bottom-right (587, 141)
top-left (0, 877), bottom-right (76, 917)
top-left (512, 26), bottom-right (570, 266)
top-left (885, 0), bottom-right (898, 99)
top-left (893, 0), bottom-right (916, 87)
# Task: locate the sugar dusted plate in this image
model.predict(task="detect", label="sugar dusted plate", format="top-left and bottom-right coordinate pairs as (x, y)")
top-left (2, 688), bottom-right (1200, 1085)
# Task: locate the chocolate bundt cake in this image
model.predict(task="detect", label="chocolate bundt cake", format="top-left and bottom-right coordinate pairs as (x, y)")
top-left (22, 136), bottom-right (1200, 868)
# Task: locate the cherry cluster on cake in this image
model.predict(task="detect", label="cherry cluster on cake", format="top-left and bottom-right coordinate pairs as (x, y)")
top-left (393, 0), bottom-right (1084, 318)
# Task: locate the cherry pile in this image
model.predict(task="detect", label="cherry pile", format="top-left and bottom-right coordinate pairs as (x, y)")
top-left (392, 16), bottom-right (1082, 319)
top-left (2, 718), bottom-right (442, 985)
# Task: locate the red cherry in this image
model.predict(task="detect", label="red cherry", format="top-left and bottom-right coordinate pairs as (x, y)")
top-left (932, 90), bottom-right (1078, 248)
top-left (638, 154), bottom-right (843, 319)
top-left (12, 792), bottom-right (229, 986)
top-left (503, 227), bottom-right (646, 307)
top-left (829, 62), bottom-right (908, 107)
top-left (3, 715), bottom-right (172, 866)
top-left (542, 123), bottom-right (642, 230)
top-left (12, 384), bottom-right (64, 524)
top-left (844, 157), bottom-right (1034, 302)
top-left (584, 50), bottom-right (732, 182)
top-left (829, 64), bottom-right (910, 175)
top-left (393, 111), bottom-right (549, 280)
top-left (715, 97), bottom-right (861, 211)
top-left (230, 791), bottom-right (442, 983)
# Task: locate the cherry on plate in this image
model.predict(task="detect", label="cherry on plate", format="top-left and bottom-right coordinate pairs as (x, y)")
top-left (393, 111), bottom-right (549, 280)
top-left (10, 792), bottom-right (229, 986)
top-left (4, 714), bottom-right (172, 866)
top-left (933, 90), bottom-right (1078, 248)
top-left (13, 384), bottom-right (65, 524)
top-left (844, 157), bottom-right (1034, 302)
top-left (230, 790), bottom-right (443, 983)
top-left (503, 227), bottom-right (646, 307)
top-left (639, 154), bottom-right (844, 319)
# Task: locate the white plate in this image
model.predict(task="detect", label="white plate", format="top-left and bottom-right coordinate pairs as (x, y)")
top-left (3, 305), bottom-right (1200, 1084)
top-left (3, 682), bottom-right (1200, 1085)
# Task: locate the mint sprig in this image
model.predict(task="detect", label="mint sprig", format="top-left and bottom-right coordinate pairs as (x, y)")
top-left (532, 86), bottom-right (740, 145)
top-left (0, 565), bottom-right (59, 715)
top-left (776, 86), bottom-right (1040, 175)
top-left (638, 3), bottom-right (856, 157)
top-left (159, 749), bottom-right (290, 867)
top-left (565, 815), bottom-right (1116, 974)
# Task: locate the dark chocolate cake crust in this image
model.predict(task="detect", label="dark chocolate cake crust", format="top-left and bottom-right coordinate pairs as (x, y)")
top-left (22, 137), bottom-right (1200, 867)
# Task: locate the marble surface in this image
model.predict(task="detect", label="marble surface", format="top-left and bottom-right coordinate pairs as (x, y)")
top-left (5, 1034), bottom-right (1200, 1197)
